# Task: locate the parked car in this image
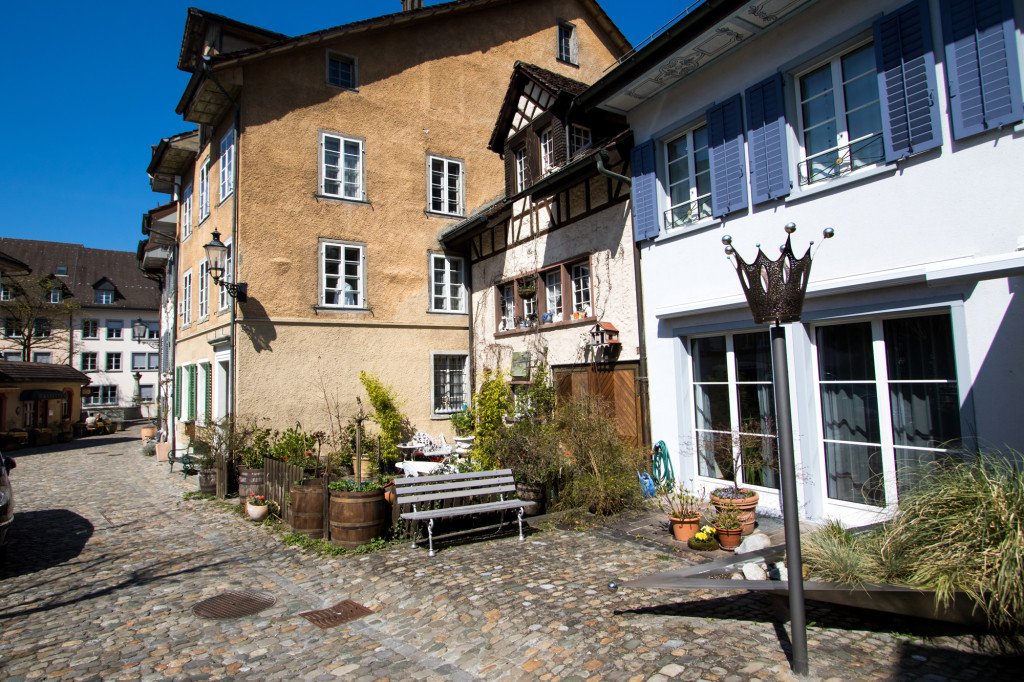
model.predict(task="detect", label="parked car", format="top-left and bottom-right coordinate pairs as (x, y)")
top-left (0, 450), bottom-right (14, 547)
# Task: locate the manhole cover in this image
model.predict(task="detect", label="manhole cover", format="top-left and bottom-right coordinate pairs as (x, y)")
top-left (192, 590), bottom-right (276, 620)
top-left (298, 600), bottom-right (373, 628)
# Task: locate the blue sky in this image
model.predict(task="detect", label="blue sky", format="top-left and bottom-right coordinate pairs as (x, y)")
top-left (0, 1), bottom-right (688, 253)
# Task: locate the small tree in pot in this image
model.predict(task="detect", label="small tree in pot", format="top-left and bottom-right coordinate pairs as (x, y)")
top-left (702, 418), bottom-right (778, 535)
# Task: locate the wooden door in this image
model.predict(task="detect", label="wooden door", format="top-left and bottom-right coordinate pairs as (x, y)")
top-left (554, 362), bottom-right (649, 447)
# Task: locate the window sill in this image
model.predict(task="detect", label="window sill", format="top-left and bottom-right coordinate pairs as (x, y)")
top-left (496, 315), bottom-right (595, 338)
top-left (424, 209), bottom-right (466, 219)
top-left (216, 306), bottom-right (230, 316)
top-left (785, 164), bottom-right (895, 204)
top-left (313, 305), bottom-right (371, 314)
top-left (197, 315), bottom-right (209, 324)
top-left (314, 194), bottom-right (369, 206)
top-left (326, 83), bottom-right (359, 94)
top-left (654, 216), bottom-right (721, 244)
top-left (199, 215), bottom-right (210, 226)
top-left (427, 308), bottom-right (468, 316)
top-left (218, 192), bottom-right (233, 206)
top-left (556, 57), bottom-right (579, 68)
top-left (430, 413), bottom-right (456, 421)
top-left (181, 324), bottom-right (191, 331)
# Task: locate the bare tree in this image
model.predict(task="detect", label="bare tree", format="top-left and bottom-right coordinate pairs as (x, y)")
top-left (0, 273), bottom-right (79, 362)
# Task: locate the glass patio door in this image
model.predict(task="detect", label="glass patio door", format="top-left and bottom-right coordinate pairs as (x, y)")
top-left (814, 313), bottom-right (961, 513)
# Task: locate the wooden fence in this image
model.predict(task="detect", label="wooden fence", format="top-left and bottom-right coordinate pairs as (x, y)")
top-left (263, 457), bottom-right (306, 508)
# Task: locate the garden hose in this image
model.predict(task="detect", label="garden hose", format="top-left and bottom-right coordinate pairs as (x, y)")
top-left (651, 440), bottom-right (674, 487)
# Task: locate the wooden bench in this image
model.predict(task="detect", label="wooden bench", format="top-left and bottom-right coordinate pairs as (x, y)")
top-left (394, 468), bottom-right (536, 557)
top-left (168, 444), bottom-right (196, 478)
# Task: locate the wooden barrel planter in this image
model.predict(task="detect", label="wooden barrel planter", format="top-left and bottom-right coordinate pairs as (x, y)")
top-left (199, 469), bottom-right (217, 496)
top-left (288, 479), bottom-right (325, 539)
top-left (237, 467), bottom-right (265, 500)
top-left (515, 483), bottom-right (545, 516)
top-left (329, 488), bottom-right (387, 549)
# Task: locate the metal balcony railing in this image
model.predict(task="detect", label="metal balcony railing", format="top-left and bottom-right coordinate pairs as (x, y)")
top-left (798, 133), bottom-right (884, 186)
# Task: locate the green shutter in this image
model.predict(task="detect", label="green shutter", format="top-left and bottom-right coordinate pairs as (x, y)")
top-left (188, 365), bottom-right (198, 420)
top-left (174, 367), bottom-right (182, 418)
top-left (202, 362), bottom-right (213, 423)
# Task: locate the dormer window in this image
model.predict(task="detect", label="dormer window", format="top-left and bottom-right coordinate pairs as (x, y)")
top-left (570, 125), bottom-right (592, 155)
top-left (56, 266), bottom-right (68, 276)
top-left (48, 289), bottom-right (62, 304)
top-left (94, 281), bottom-right (116, 305)
top-left (557, 22), bottom-right (578, 65)
top-left (540, 129), bottom-right (554, 175)
top-left (327, 51), bottom-right (357, 90)
top-left (514, 146), bottom-right (528, 192)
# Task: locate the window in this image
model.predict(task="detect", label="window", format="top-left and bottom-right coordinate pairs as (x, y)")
top-left (797, 42), bottom-right (883, 185)
top-left (84, 386), bottom-right (116, 406)
top-left (106, 320), bottom-right (123, 340)
top-left (429, 254), bottom-right (465, 312)
top-left (320, 132), bottom-right (363, 200)
top-left (131, 352), bottom-right (148, 371)
top-left (148, 352), bottom-right (160, 370)
top-left (144, 322), bottom-right (159, 340)
top-left (48, 289), bottom-right (62, 303)
top-left (499, 284), bottom-right (515, 331)
top-left (32, 352), bottom-right (51, 363)
top-left (432, 354), bottom-right (467, 416)
top-left (544, 271), bottom-right (562, 323)
top-left (181, 184), bottom-right (193, 239)
top-left (571, 263), bottom-right (591, 317)
top-left (33, 319), bottom-right (51, 338)
top-left (428, 156), bottom-right (464, 216)
top-left (0, 286), bottom-right (11, 301)
top-left (557, 22), bottom-right (578, 65)
top-left (3, 351), bottom-right (21, 361)
top-left (95, 288), bottom-right (114, 304)
top-left (105, 352), bottom-right (122, 372)
top-left (181, 270), bottom-right (192, 326)
top-left (198, 160), bottom-right (210, 221)
top-left (3, 318), bottom-right (21, 337)
top-left (56, 266), bottom-right (67, 276)
top-left (218, 241), bottom-right (232, 311)
top-left (319, 240), bottom-right (365, 308)
top-left (692, 332), bottom-right (780, 490)
top-left (82, 319), bottom-right (98, 339)
top-left (198, 260), bottom-right (209, 319)
top-left (815, 313), bottom-right (961, 507)
top-left (665, 125), bottom-right (712, 228)
top-left (81, 352), bottom-right (97, 371)
top-left (514, 146), bottom-right (528, 192)
top-left (327, 51), bottom-right (357, 90)
top-left (539, 129), bottom-right (554, 175)
top-left (140, 384), bottom-right (155, 403)
top-left (219, 130), bottom-right (234, 201)
top-left (570, 125), bottom-right (592, 155)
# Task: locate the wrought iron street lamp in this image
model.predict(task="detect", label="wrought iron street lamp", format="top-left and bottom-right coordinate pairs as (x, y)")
top-left (203, 230), bottom-right (247, 302)
top-left (722, 222), bottom-right (834, 676)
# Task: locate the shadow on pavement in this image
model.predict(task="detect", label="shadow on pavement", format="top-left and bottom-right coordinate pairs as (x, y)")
top-left (1, 509), bottom-right (94, 580)
top-left (5, 432), bottom-right (140, 458)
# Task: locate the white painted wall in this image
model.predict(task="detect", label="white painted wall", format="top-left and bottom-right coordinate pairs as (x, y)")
top-left (77, 309), bottom-right (160, 419)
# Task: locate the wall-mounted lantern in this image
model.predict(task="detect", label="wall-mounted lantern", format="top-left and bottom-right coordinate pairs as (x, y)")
top-left (203, 230), bottom-right (247, 302)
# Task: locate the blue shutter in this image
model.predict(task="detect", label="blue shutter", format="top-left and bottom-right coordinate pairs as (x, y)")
top-left (941, 0), bottom-right (1023, 139)
top-left (629, 140), bottom-right (660, 242)
top-left (873, 0), bottom-right (943, 162)
top-left (706, 95), bottom-right (748, 218)
top-left (746, 74), bottom-right (791, 205)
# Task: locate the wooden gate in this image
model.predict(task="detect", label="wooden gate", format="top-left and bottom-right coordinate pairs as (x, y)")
top-left (553, 361), bottom-right (650, 447)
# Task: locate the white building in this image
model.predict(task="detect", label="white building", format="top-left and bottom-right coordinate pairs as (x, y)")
top-left (581, 0), bottom-right (1024, 525)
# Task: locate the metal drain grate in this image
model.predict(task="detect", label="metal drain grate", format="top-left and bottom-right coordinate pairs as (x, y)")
top-left (298, 600), bottom-right (373, 628)
top-left (192, 590), bottom-right (276, 620)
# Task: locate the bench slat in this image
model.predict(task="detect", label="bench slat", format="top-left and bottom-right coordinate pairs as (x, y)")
top-left (401, 498), bottom-right (536, 521)
top-left (393, 468), bottom-right (513, 487)
top-left (398, 484), bottom-right (516, 506)
top-left (395, 476), bottom-right (514, 497)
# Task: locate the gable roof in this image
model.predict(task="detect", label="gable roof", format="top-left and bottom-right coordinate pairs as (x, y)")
top-left (0, 239), bottom-right (159, 312)
top-left (0, 361), bottom-right (91, 386)
top-left (0, 250), bottom-right (31, 276)
top-left (488, 62), bottom-right (591, 152)
top-left (178, 7), bottom-right (288, 72)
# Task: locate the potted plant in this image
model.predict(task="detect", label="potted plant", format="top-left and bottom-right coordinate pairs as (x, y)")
top-left (246, 493), bottom-right (270, 522)
top-left (656, 482), bottom-right (705, 542)
top-left (704, 421), bottom-right (777, 535)
top-left (497, 419), bottom-right (558, 516)
top-left (328, 478), bottom-right (387, 548)
top-left (516, 275), bottom-right (537, 299)
top-left (194, 442), bottom-right (218, 496)
top-left (687, 524), bottom-right (720, 551)
top-left (710, 502), bottom-right (744, 551)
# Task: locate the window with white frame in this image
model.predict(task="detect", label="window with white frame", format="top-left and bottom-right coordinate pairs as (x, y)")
top-left (814, 313), bottom-right (961, 507)
top-left (198, 260), bottom-right (209, 319)
top-left (797, 42), bottom-right (883, 186)
top-left (327, 51), bottom-right (357, 90)
top-left (181, 183), bottom-right (193, 239)
top-left (32, 352), bottom-right (51, 363)
top-left (3, 318), bottom-right (20, 337)
top-left (145, 322), bottom-right (159, 339)
top-left (131, 353), bottom-right (148, 371)
top-left (570, 263), bottom-right (591, 317)
top-left (84, 385), bottom-right (117, 406)
top-left (0, 285), bottom-right (12, 301)
top-left (48, 288), bottom-right (62, 303)
top-left (95, 288), bottom-right (114, 304)
top-left (428, 156), bottom-right (464, 216)
top-left (544, 271), bottom-right (562, 323)
top-left (82, 319), bottom-right (98, 339)
top-left (499, 283), bottom-right (515, 331)
top-left (105, 352), bottom-right (122, 372)
top-left (432, 354), bottom-right (467, 416)
top-left (539, 129), bottom-right (554, 175)
top-left (557, 21), bottom-right (577, 65)
top-left (181, 269), bottom-right (192, 326)
top-left (33, 319), bottom-right (50, 338)
top-left (218, 241), bottom-right (232, 311)
top-left (514, 146), bottom-right (528, 192)
top-left (198, 160), bottom-right (210, 221)
top-left (320, 240), bottom-right (365, 308)
top-left (665, 125), bottom-right (712, 228)
top-left (429, 254), bottom-right (465, 313)
top-left (81, 352), bottom-right (97, 371)
top-left (105, 319), bottom-right (122, 340)
top-left (691, 332), bottom-right (780, 490)
top-left (570, 125), bottom-right (591, 155)
top-left (140, 384), bottom-right (155, 403)
top-left (321, 132), bottom-right (363, 200)
top-left (219, 130), bottom-right (234, 201)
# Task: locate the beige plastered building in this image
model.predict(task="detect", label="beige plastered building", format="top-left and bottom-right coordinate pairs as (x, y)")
top-left (152, 1), bottom-right (630, 442)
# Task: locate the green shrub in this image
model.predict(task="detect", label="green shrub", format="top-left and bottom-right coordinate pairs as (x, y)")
top-left (270, 427), bottom-right (319, 469)
top-left (359, 371), bottom-right (409, 465)
top-left (497, 419), bottom-right (561, 486)
top-left (328, 479), bottom-right (382, 492)
top-left (471, 369), bottom-right (513, 470)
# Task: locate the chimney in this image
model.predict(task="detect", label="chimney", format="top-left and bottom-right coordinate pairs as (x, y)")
top-left (401, 0), bottom-right (424, 10)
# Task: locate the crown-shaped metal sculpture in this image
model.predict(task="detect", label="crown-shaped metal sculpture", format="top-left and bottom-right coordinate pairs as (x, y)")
top-left (723, 224), bottom-right (834, 325)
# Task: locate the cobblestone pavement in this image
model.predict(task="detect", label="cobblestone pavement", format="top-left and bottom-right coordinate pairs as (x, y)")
top-left (1, 428), bottom-right (1019, 681)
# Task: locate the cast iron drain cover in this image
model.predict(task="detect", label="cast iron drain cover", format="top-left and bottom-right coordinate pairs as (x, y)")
top-left (298, 600), bottom-right (373, 628)
top-left (192, 590), bottom-right (276, 620)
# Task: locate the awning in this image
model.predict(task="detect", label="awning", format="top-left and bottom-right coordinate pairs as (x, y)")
top-left (19, 389), bottom-right (65, 401)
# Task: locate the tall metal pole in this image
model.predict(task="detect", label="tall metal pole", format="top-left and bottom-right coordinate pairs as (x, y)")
top-left (771, 324), bottom-right (807, 675)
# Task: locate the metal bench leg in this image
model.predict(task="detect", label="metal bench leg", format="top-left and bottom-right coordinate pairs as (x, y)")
top-left (410, 521), bottom-right (418, 549)
top-left (517, 507), bottom-right (525, 542)
top-left (427, 519), bottom-right (435, 558)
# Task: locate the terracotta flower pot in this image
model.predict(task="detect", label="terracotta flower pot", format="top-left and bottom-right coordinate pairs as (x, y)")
top-left (711, 490), bottom-right (759, 535)
top-left (246, 503), bottom-right (269, 522)
top-left (716, 526), bottom-right (742, 551)
top-left (383, 483), bottom-right (396, 505)
top-left (669, 516), bottom-right (700, 542)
